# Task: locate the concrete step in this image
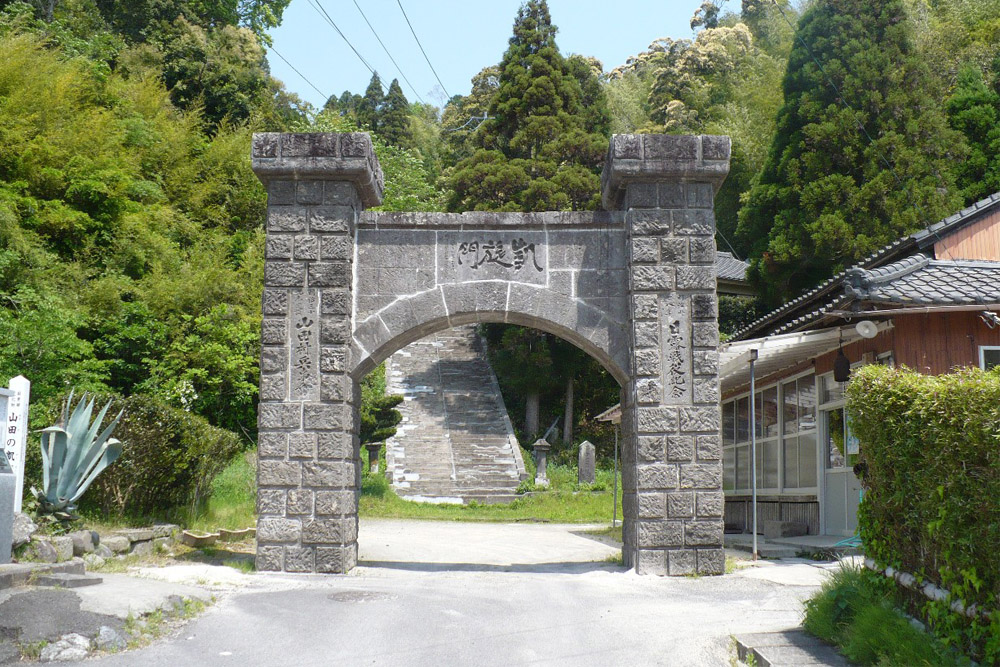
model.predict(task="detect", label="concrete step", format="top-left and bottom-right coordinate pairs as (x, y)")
top-left (734, 630), bottom-right (849, 666)
top-left (385, 325), bottom-right (523, 504)
top-left (35, 573), bottom-right (103, 588)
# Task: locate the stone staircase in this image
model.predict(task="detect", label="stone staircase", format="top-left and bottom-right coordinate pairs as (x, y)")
top-left (385, 325), bottom-right (526, 504)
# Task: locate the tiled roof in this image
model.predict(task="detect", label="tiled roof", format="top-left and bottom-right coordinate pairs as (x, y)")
top-left (715, 251), bottom-right (748, 282)
top-left (730, 192), bottom-right (1000, 340)
top-left (845, 257), bottom-right (1000, 305)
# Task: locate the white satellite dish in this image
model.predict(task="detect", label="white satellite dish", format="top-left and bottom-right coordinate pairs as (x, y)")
top-left (855, 320), bottom-right (878, 339)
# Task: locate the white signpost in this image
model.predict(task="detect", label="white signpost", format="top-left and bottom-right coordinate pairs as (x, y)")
top-left (1, 376), bottom-right (30, 514)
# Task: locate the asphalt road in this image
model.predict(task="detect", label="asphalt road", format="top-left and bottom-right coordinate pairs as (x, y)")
top-left (66, 520), bottom-right (831, 666)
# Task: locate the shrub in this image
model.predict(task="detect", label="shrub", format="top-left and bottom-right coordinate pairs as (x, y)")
top-left (804, 564), bottom-right (965, 666)
top-left (847, 365), bottom-right (1000, 661)
top-left (78, 393), bottom-right (244, 519)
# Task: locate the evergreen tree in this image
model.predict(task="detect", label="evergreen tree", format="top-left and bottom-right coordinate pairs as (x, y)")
top-left (447, 0), bottom-right (609, 212)
top-left (736, 0), bottom-right (965, 305)
top-left (357, 72), bottom-right (383, 133)
top-left (380, 78), bottom-right (412, 149)
top-left (359, 364), bottom-right (402, 446)
top-left (946, 63), bottom-right (1000, 205)
top-left (440, 65), bottom-right (500, 165)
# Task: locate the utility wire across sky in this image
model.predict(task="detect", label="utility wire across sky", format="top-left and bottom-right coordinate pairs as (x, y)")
top-left (396, 0), bottom-right (451, 100)
top-left (307, 0), bottom-right (388, 95)
top-left (352, 0), bottom-right (425, 104)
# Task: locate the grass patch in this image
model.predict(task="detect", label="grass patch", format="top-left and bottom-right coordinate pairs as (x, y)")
top-left (360, 466), bottom-right (623, 523)
top-left (185, 450), bottom-right (257, 532)
top-left (803, 563), bottom-right (972, 666)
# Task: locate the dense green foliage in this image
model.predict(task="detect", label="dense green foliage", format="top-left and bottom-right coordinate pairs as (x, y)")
top-left (847, 365), bottom-right (1000, 662)
top-left (946, 63), bottom-right (1000, 204)
top-left (0, 25), bottom-right (266, 439)
top-left (446, 0), bottom-right (609, 212)
top-left (804, 564), bottom-right (970, 666)
top-left (737, 0), bottom-right (964, 304)
top-left (359, 363), bottom-right (403, 446)
top-left (79, 393), bottom-right (243, 519)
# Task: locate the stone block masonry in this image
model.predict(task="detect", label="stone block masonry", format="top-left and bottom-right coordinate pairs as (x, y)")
top-left (602, 134), bottom-right (730, 575)
top-left (253, 131), bottom-right (729, 576)
top-left (252, 132), bottom-right (383, 573)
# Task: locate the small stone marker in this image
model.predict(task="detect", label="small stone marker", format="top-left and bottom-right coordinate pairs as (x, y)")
top-left (532, 438), bottom-right (551, 488)
top-left (577, 440), bottom-right (596, 485)
top-left (365, 443), bottom-right (382, 474)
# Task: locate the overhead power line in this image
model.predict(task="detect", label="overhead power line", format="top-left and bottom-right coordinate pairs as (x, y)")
top-left (396, 0), bottom-right (451, 99)
top-left (307, 0), bottom-right (388, 94)
top-left (351, 0), bottom-right (425, 104)
top-left (268, 45), bottom-right (328, 101)
top-left (443, 112), bottom-right (492, 132)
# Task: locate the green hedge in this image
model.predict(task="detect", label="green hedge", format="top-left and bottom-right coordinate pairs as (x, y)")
top-left (77, 393), bottom-right (244, 519)
top-left (847, 365), bottom-right (1000, 661)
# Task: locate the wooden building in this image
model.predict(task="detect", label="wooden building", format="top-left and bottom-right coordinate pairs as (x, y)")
top-left (719, 193), bottom-right (1000, 538)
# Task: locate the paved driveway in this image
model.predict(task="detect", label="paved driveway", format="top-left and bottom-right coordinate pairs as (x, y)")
top-left (69, 520), bottom-right (833, 666)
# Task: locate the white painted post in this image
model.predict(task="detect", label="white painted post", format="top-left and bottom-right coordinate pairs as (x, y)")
top-left (2, 376), bottom-right (30, 514)
top-left (749, 351), bottom-right (758, 561)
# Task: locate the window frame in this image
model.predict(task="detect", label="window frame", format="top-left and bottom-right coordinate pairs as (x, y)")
top-left (980, 346), bottom-right (1000, 371)
top-left (722, 369), bottom-right (818, 496)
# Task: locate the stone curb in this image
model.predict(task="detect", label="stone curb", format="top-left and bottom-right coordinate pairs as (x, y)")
top-left (0, 558), bottom-right (85, 590)
top-left (734, 629), bottom-right (850, 667)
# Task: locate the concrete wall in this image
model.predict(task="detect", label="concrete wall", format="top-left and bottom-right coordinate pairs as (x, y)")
top-left (251, 131), bottom-right (729, 575)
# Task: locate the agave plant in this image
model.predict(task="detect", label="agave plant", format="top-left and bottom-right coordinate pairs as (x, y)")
top-left (32, 391), bottom-right (124, 517)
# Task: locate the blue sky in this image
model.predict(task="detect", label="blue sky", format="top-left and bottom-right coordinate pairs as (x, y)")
top-left (266, 0), bottom-right (709, 109)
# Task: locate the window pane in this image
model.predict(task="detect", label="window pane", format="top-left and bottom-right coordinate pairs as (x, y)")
top-left (764, 440), bottom-right (779, 488)
top-left (762, 387), bottom-right (779, 437)
top-left (825, 408), bottom-right (847, 469)
top-left (799, 432), bottom-right (818, 487)
top-left (983, 348), bottom-right (1000, 371)
top-left (736, 444), bottom-right (749, 490)
top-left (782, 380), bottom-right (798, 434)
top-left (820, 374), bottom-right (844, 404)
top-left (736, 397), bottom-right (750, 443)
top-left (723, 448), bottom-right (735, 491)
top-left (783, 436), bottom-right (798, 488)
top-left (723, 401), bottom-right (735, 445)
top-left (799, 377), bottom-right (817, 431)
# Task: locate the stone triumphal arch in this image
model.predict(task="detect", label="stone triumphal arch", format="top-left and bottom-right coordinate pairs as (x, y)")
top-left (251, 132), bottom-right (730, 576)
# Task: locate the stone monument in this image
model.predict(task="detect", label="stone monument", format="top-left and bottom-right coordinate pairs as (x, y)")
top-left (532, 438), bottom-right (551, 488)
top-left (577, 440), bottom-right (596, 485)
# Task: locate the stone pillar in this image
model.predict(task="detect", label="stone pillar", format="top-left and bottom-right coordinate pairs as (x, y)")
top-left (532, 438), bottom-right (551, 487)
top-left (602, 134), bottom-right (729, 576)
top-left (364, 444), bottom-right (382, 474)
top-left (251, 132), bottom-right (383, 574)
top-left (578, 441), bottom-right (596, 485)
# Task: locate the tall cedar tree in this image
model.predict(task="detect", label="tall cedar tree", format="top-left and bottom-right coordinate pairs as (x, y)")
top-left (736, 0), bottom-right (964, 305)
top-left (447, 0), bottom-right (609, 212)
top-left (357, 72), bottom-right (383, 133)
top-left (946, 63), bottom-right (1000, 205)
top-left (380, 78), bottom-right (413, 149)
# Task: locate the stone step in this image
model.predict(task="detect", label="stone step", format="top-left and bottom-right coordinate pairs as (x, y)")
top-left (734, 630), bottom-right (849, 666)
top-left (35, 573), bottom-right (103, 588)
top-left (385, 325), bottom-right (523, 504)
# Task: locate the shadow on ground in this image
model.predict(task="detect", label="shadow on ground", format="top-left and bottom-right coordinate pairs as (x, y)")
top-left (358, 560), bottom-right (624, 574)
